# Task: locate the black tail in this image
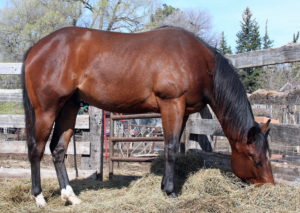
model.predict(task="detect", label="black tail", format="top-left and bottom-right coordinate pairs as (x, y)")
top-left (22, 48), bottom-right (36, 152)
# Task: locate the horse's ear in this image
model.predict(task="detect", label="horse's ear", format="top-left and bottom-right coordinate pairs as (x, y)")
top-left (265, 128), bottom-right (271, 139)
top-left (260, 119), bottom-right (271, 134)
top-left (247, 126), bottom-right (260, 144)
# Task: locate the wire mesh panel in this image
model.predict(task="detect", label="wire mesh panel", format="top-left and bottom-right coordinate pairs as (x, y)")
top-left (112, 118), bottom-right (163, 158)
top-left (108, 113), bottom-right (164, 178)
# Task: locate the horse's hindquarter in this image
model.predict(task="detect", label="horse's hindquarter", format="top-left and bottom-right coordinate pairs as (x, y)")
top-left (25, 27), bottom-right (214, 114)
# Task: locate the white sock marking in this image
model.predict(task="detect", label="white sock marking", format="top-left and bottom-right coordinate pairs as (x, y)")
top-left (61, 185), bottom-right (82, 205)
top-left (35, 193), bottom-right (47, 207)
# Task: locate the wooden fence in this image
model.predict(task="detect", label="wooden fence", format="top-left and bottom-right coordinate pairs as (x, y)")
top-left (0, 87), bottom-right (103, 179)
top-left (227, 43), bottom-right (300, 68)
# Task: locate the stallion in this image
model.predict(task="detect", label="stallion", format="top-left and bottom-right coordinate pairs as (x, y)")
top-left (22, 26), bottom-right (274, 206)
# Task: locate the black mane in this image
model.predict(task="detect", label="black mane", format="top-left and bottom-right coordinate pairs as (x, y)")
top-left (212, 44), bottom-right (271, 155)
top-left (213, 51), bottom-right (269, 154)
top-left (213, 52), bottom-right (255, 139)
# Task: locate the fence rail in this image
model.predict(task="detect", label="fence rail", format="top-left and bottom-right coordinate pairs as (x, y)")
top-left (187, 119), bottom-right (300, 145)
top-left (0, 114), bottom-right (89, 129)
top-left (226, 43), bottom-right (300, 68)
top-left (0, 63), bottom-right (22, 75)
top-left (0, 141), bottom-right (90, 155)
top-left (0, 89), bottom-right (22, 102)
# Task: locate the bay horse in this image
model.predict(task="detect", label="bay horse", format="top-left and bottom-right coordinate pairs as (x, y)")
top-left (22, 26), bottom-right (274, 206)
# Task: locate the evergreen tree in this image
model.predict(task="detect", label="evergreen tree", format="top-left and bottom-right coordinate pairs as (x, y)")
top-left (236, 7), bottom-right (262, 93)
top-left (151, 4), bottom-right (178, 23)
top-left (262, 20), bottom-right (273, 49)
top-left (236, 7), bottom-right (261, 53)
top-left (293, 32), bottom-right (299, 43)
top-left (219, 32), bottom-right (232, 54)
top-left (145, 4), bottom-right (179, 29)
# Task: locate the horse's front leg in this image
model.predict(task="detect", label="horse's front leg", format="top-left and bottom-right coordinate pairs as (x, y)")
top-left (158, 97), bottom-right (186, 197)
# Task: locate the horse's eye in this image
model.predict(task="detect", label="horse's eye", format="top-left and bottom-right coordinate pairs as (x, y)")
top-left (255, 161), bottom-right (262, 167)
top-left (248, 154), bottom-right (262, 167)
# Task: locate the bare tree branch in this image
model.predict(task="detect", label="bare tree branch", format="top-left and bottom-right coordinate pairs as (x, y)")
top-left (78, 0), bottom-right (94, 12)
top-left (158, 9), bottom-right (219, 45)
top-left (106, 0), bottom-right (122, 31)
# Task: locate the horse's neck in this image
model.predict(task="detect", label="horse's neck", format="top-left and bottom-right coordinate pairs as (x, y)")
top-left (209, 98), bottom-right (254, 144)
top-left (203, 51), bottom-right (255, 144)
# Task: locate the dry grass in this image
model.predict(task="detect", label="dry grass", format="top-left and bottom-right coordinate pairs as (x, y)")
top-left (0, 154), bottom-right (300, 213)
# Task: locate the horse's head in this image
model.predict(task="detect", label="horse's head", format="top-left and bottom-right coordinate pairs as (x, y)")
top-left (231, 119), bottom-right (274, 184)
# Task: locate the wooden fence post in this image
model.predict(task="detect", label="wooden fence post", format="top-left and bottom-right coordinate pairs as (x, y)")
top-left (80, 107), bottom-right (103, 180)
top-left (197, 106), bottom-right (214, 151)
top-left (185, 106), bottom-right (214, 152)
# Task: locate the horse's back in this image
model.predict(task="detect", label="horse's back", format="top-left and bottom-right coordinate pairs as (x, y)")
top-left (24, 26), bottom-right (215, 113)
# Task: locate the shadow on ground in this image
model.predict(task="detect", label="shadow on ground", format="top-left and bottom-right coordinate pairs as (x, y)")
top-left (69, 151), bottom-right (233, 197)
top-left (69, 174), bottom-right (142, 196)
top-left (150, 153), bottom-right (205, 194)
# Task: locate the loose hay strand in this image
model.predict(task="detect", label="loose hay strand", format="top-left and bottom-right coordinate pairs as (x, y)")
top-left (1, 154), bottom-right (300, 212)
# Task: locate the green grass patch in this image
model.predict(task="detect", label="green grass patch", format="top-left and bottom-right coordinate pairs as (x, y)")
top-left (0, 102), bottom-right (23, 114)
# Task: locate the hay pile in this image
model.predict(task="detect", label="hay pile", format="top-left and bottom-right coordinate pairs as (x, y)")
top-left (0, 154), bottom-right (300, 213)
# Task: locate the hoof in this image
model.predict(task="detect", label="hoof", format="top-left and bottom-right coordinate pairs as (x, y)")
top-left (167, 192), bottom-right (177, 198)
top-left (61, 185), bottom-right (82, 205)
top-left (68, 195), bottom-right (82, 205)
top-left (35, 193), bottom-right (47, 207)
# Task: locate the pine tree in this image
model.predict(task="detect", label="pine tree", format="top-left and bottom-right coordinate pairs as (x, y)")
top-left (219, 32), bottom-right (232, 54)
top-left (146, 4), bottom-right (179, 28)
top-left (293, 32), bottom-right (299, 43)
top-left (236, 7), bottom-right (262, 93)
top-left (236, 7), bottom-right (261, 53)
top-left (263, 20), bottom-right (273, 49)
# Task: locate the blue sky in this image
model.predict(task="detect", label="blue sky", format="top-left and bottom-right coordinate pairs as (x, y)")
top-left (162, 0), bottom-right (300, 51)
top-left (1, 0), bottom-right (299, 51)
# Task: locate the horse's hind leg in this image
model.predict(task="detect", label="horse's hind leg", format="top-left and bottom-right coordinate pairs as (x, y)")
top-left (50, 98), bottom-right (81, 205)
top-left (29, 111), bottom-right (55, 207)
top-left (158, 97), bottom-right (185, 197)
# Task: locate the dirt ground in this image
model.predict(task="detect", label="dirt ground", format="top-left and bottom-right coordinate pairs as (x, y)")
top-left (0, 153), bottom-right (152, 180)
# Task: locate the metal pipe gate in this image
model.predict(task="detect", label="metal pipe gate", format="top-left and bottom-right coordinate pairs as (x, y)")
top-left (109, 113), bottom-right (164, 179)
